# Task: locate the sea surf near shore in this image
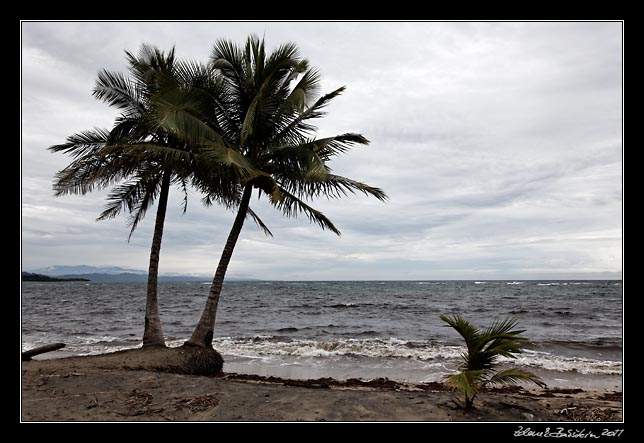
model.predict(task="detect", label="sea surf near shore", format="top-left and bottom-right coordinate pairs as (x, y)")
top-left (22, 280), bottom-right (622, 391)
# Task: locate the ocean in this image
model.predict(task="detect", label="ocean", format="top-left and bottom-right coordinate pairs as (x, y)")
top-left (21, 280), bottom-right (623, 390)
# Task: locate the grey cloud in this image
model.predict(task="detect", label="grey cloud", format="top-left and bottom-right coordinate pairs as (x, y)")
top-left (21, 22), bottom-right (622, 279)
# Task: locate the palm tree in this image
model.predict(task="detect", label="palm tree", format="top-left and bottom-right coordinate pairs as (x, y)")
top-left (185, 35), bottom-right (388, 349)
top-left (440, 314), bottom-right (546, 409)
top-left (50, 45), bottom-right (242, 348)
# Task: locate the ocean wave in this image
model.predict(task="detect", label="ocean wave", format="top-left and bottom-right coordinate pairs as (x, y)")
top-left (22, 334), bottom-right (622, 376)
top-left (509, 309), bottom-right (529, 314)
top-left (326, 303), bottom-right (358, 308)
top-left (528, 339), bottom-right (622, 353)
top-left (276, 327), bottom-right (299, 333)
top-left (22, 334), bottom-right (138, 351)
top-left (207, 336), bottom-right (621, 375)
top-left (508, 351), bottom-right (621, 375)
top-left (211, 336), bottom-right (463, 360)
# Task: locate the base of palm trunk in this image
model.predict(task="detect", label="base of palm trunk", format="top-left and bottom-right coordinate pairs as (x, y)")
top-left (179, 344), bottom-right (224, 375)
top-left (141, 341), bottom-right (167, 348)
top-left (44, 346), bottom-right (224, 376)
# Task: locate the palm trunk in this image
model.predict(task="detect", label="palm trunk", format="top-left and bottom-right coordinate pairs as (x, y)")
top-left (142, 169), bottom-right (171, 347)
top-left (186, 184), bottom-right (253, 348)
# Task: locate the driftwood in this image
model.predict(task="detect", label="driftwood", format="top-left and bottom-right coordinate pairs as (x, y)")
top-left (22, 343), bottom-right (65, 361)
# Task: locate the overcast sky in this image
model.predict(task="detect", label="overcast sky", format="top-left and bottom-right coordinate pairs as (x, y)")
top-left (21, 21), bottom-right (622, 280)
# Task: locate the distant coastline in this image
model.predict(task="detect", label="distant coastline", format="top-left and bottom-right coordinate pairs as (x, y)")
top-left (21, 272), bottom-right (89, 282)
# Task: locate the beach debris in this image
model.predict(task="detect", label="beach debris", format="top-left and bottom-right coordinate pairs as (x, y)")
top-left (63, 372), bottom-right (84, 377)
top-left (117, 389), bottom-right (167, 417)
top-left (218, 373), bottom-right (417, 391)
top-left (173, 394), bottom-right (220, 413)
top-left (87, 396), bottom-right (99, 410)
top-left (127, 389), bottom-right (153, 408)
top-left (558, 406), bottom-right (616, 421)
top-left (22, 343), bottom-right (66, 361)
top-left (599, 391), bottom-right (622, 401)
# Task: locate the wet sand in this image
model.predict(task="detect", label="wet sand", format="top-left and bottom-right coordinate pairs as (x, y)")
top-left (21, 349), bottom-right (622, 422)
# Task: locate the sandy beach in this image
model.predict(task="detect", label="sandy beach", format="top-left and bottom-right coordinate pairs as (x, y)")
top-left (21, 348), bottom-right (622, 422)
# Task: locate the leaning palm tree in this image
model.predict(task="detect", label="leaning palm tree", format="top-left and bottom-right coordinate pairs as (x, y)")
top-left (184, 35), bottom-right (388, 349)
top-left (440, 314), bottom-right (546, 409)
top-left (50, 45), bottom-right (242, 348)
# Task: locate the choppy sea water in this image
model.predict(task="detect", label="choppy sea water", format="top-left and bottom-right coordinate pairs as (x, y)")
top-left (21, 280), bottom-right (622, 390)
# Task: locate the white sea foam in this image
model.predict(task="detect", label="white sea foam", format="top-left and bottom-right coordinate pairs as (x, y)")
top-left (210, 336), bottom-right (463, 361)
top-left (506, 350), bottom-right (622, 375)
top-left (207, 336), bottom-right (621, 376)
top-left (23, 334), bottom-right (622, 376)
top-left (77, 344), bottom-right (139, 356)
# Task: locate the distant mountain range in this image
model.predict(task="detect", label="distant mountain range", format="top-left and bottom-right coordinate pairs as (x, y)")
top-left (31, 265), bottom-right (148, 276)
top-left (21, 272), bottom-right (90, 282)
top-left (25, 265), bottom-right (258, 283)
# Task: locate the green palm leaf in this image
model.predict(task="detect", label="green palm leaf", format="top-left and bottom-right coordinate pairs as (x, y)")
top-left (247, 207), bottom-right (273, 237)
top-left (487, 369), bottom-right (546, 388)
top-left (272, 185), bottom-right (341, 235)
top-left (445, 370), bottom-right (485, 404)
top-left (93, 69), bottom-right (145, 116)
top-left (440, 314), bottom-right (481, 355)
top-left (48, 129), bottom-right (110, 158)
top-left (270, 87), bottom-right (347, 145)
top-left (440, 314), bottom-right (546, 408)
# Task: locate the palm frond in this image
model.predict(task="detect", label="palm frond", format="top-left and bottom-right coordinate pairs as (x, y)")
top-left (95, 172), bottom-right (162, 241)
top-left (211, 38), bottom-right (246, 89)
top-left (96, 174), bottom-right (159, 221)
top-left (323, 175), bottom-right (388, 201)
top-left (173, 175), bottom-right (189, 214)
top-left (52, 152), bottom-right (139, 196)
top-left (284, 68), bottom-right (321, 111)
top-left (240, 83), bottom-right (262, 146)
top-left (272, 185), bottom-right (341, 235)
top-left (285, 174), bottom-right (389, 202)
top-left (196, 141), bottom-right (259, 178)
top-left (482, 317), bottom-right (524, 339)
top-left (249, 35), bottom-right (265, 84)
top-left (270, 86), bottom-right (346, 145)
top-left (48, 129), bottom-right (110, 158)
top-left (440, 314), bottom-right (481, 354)
top-left (479, 318), bottom-right (528, 358)
top-left (487, 369), bottom-right (547, 388)
top-left (147, 87), bottom-right (228, 147)
top-left (107, 119), bottom-right (149, 144)
top-left (266, 133), bottom-right (369, 161)
top-left (264, 41), bottom-right (300, 74)
top-left (444, 370), bottom-right (485, 401)
top-left (247, 207), bottom-right (273, 237)
top-left (93, 69), bottom-right (145, 115)
top-left (126, 182), bottom-right (159, 240)
top-left (124, 44), bottom-right (175, 93)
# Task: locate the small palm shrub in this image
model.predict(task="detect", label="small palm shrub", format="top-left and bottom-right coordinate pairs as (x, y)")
top-left (440, 314), bottom-right (546, 409)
